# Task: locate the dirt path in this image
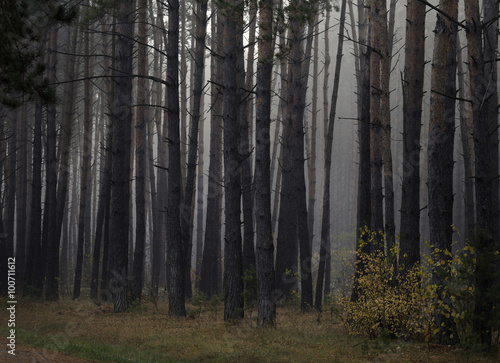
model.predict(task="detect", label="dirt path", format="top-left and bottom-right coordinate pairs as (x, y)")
top-left (0, 343), bottom-right (96, 362)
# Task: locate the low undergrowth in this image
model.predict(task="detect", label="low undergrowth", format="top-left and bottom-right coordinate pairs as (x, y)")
top-left (1, 296), bottom-right (499, 362)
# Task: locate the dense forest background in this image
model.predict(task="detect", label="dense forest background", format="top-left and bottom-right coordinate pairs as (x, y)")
top-left (0, 0), bottom-right (499, 348)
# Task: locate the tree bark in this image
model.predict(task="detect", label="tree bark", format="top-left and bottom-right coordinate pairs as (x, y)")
top-left (181, 0), bottom-right (208, 299)
top-left (130, 0), bottom-right (148, 303)
top-left (221, 1), bottom-right (245, 322)
top-left (109, 0), bottom-right (134, 312)
top-left (315, 0), bottom-right (347, 311)
top-left (166, 0), bottom-right (186, 317)
top-left (428, 0), bottom-right (458, 342)
top-left (44, 28), bottom-right (59, 301)
top-left (255, 0), bottom-right (276, 326)
top-left (200, 5), bottom-right (223, 299)
top-left (74, 19), bottom-right (94, 299)
top-left (399, 0), bottom-right (426, 271)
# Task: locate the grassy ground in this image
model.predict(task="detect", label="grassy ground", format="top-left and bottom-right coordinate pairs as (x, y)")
top-left (1, 296), bottom-right (498, 362)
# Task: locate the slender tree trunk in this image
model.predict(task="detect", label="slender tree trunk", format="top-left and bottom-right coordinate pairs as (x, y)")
top-left (25, 102), bottom-right (43, 289)
top-left (380, 0), bottom-right (395, 267)
top-left (369, 0), bottom-right (384, 247)
top-left (109, 0), bottom-right (134, 312)
top-left (200, 5), bottom-right (223, 298)
top-left (221, 1), bottom-right (245, 322)
top-left (456, 38), bottom-right (475, 236)
top-left (483, 0), bottom-right (499, 261)
top-left (181, 0), bottom-right (208, 299)
top-left (308, 14), bottom-right (319, 250)
top-left (90, 18), bottom-right (114, 301)
top-left (44, 28), bottom-right (59, 301)
top-left (241, 3), bottom-right (257, 277)
top-left (131, 0), bottom-right (148, 303)
top-left (428, 0), bottom-right (458, 342)
top-left (150, 6), bottom-right (163, 298)
top-left (15, 106), bottom-right (27, 284)
top-left (255, 0), bottom-right (276, 326)
top-left (399, 0), bottom-right (426, 271)
top-left (4, 109), bottom-right (17, 283)
top-left (0, 107), bottom-right (5, 295)
top-left (180, 0), bottom-right (188, 182)
top-left (315, 0), bottom-right (347, 311)
top-left (166, 0), bottom-right (186, 317)
top-left (74, 20), bottom-right (93, 299)
top-left (465, 0), bottom-right (498, 345)
top-left (352, 0), bottom-right (371, 303)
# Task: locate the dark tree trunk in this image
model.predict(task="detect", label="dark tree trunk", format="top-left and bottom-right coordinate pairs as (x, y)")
top-left (255, 0), bottom-right (276, 326)
top-left (428, 0), bottom-right (458, 342)
top-left (399, 0), bottom-right (426, 271)
top-left (166, 0), bottom-right (186, 317)
top-left (275, 48), bottom-right (299, 303)
top-left (4, 110), bottom-right (17, 282)
top-left (456, 38), bottom-right (475, 236)
top-left (109, 0), bottom-right (134, 312)
top-left (150, 6), bottom-right (163, 298)
top-left (315, 0), bottom-right (346, 311)
top-left (15, 106), bottom-right (27, 284)
top-left (380, 0), bottom-right (395, 268)
top-left (241, 3), bottom-right (256, 279)
top-left (90, 19), bottom-right (114, 301)
top-left (465, 0), bottom-right (498, 345)
top-left (200, 6), bottom-right (223, 299)
top-left (352, 0), bottom-right (371, 303)
top-left (308, 14), bottom-right (319, 252)
top-left (131, 1), bottom-right (148, 303)
top-left (74, 21), bottom-right (93, 299)
top-left (181, 0), bottom-right (208, 299)
top-left (369, 0), bottom-right (384, 247)
top-left (44, 28), bottom-right (59, 301)
top-left (25, 102), bottom-right (43, 288)
top-left (221, 1), bottom-right (245, 322)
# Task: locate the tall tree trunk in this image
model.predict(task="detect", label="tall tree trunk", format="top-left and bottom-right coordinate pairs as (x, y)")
top-left (25, 102), bottom-right (43, 289)
top-left (428, 0), bottom-right (458, 342)
top-left (200, 5), bottom-right (223, 299)
top-left (109, 0), bottom-right (134, 312)
top-left (74, 20), bottom-right (93, 299)
top-left (221, 1), bottom-right (244, 322)
top-left (255, 0), bottom-right (276, 326)
top-left (241, 3), bottom-right (257, 277)
top-left (308, 13), bottom-right (319, 250)
top-left (0, 107), bottom-right (5, 295)
top-left (399, 0), bottom-right (426, 271)
top-left (131, 0), bottom-right (148, 303)
top-left (380, 0), bottom-right (395, 267)
top-left (275, 26), bottom-right (299, 303)
top-left (483, 0), bottom-right (499, 265)
top-left (352, 0), bottom-right (371, 303)
top-left (166, 0), bottom-right (186, 317)
top-left (315, 0), bottom-right (347, 311)
top-left (181, 0), bottom-right (208, 299)
top-left (44, 28), bottom-right (59, 301)
top-left (465, 0), bottom-right (498, 345)
top-left (150, 5), bottom-right (163, 298)
top-left (15, 106), bottom-right (27, 284)
top-left (456, 38), bottom-right (474, 236)
top-left (4, 109), bottom-right (17, 284)
top-left (180, 0), bottom-right (188, 182)
top-left (90, 18), bottom-right (114, 301)
top-left (369, 0), bottom-right (384, 247)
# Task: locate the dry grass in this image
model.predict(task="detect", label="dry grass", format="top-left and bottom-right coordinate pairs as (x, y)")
top-left (1, 297), bottom-right (499, 362)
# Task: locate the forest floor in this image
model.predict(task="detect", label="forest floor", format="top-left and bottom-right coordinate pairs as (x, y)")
top-left (0, 295), bottom-right (499, 362)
